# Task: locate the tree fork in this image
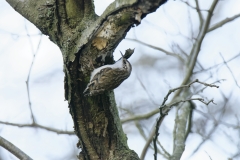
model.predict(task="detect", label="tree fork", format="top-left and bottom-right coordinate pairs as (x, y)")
top-left (6, 0), bottom-right (168, 159)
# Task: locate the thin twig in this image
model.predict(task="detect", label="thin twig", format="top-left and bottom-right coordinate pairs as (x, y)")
top-left (205, 151), bottom-right (213, 160)
top-left (194, 0), bottom-right (203, 29)
top-left (219, 52), bottom-right (240, 88)
top-left (121, 109), bottom-right (159, 124)
top-left (0, 121), bottom-right (75, 135)
top-left (180, 0), bottom-right (208, 12)
top-left (136, 75), bottom-right (159, 106)
top-left (0, 28), bottom-right (41, 37)
top-left (126, 38), bottom-right (185, 62)
top-left (25, 21), bottom-right (43, 123)
top-left (194, 109), bottom-right (240, 129)
top-left (157, 139), bottom-right (171, 158)
top-left (193, 53), bottom-right (240, 74)
top-left (190, 123), bottom-right (218, 157)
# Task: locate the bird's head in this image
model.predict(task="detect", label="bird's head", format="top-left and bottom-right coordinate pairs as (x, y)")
top-left (120, 51), bottom-right (132, 73)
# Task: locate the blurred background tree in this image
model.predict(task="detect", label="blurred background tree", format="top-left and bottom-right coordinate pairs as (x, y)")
top-left (0, 0), bottom-right (240, 159)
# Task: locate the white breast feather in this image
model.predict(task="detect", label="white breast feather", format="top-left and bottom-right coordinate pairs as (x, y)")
top-left (90, 58), bottom-right (123, 80)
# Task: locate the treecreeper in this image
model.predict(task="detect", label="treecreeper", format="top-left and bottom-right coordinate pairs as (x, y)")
top-left (83, 51), bottom-right (133, 96)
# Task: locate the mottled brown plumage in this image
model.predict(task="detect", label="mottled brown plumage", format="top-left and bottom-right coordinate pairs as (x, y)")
top-left (83, 56), bottom-right (132, 96)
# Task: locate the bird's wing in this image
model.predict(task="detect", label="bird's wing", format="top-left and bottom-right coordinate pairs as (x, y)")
top-left (83, 67), bottom-right (113, 96)
top-left (83, 67), bottom-right (126, 96)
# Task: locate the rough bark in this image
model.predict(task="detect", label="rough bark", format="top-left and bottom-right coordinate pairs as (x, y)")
top-left (6, 0), bottom-right (167, 159)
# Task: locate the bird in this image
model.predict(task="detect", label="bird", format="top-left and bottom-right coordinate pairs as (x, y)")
top-left (83, 52), bottom-right (132, 96)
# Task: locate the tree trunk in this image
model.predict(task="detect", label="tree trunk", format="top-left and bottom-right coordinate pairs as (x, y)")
top-left (6, 0), bottom-right (167, 159)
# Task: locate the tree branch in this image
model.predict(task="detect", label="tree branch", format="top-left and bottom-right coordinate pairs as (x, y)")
top-left (153, 79), bottom-right (219, 160)
top-left (0, 136), bottom-right (33, 160)
top-left (194, 0), bottom-right (204, 29)
top-left (126, 38), bottom-right (184, 62)
top-left (121, 109), bottom-right (158, 124)
top-left (140, 123), bottom-right (156, 160)
top-left (6, 0), bottom-right (49, 29)
top-left (6, 0), bottom-right (169, 159)
top-left (219, 52), bottom-right (240, 88)
top-left (171, 102), bottom-right (191, 160)
top-left (25, 30), bottom-right (43, 123)
top-left (179, 0), bottom-right (218, 90)
top-left (208, 13), bottom-right (240, 32)
top-left (0, 121), bottom-right (75, 135)
top-left (194, 52), bottom-right (240, 74)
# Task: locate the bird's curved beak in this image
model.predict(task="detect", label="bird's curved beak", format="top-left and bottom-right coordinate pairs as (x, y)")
top-left (120, 51), bottom-right (124, 58)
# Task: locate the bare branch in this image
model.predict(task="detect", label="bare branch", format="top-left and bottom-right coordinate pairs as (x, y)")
top-left (188, 90), bottom-right (232, 159)
top-left (180, 0), bottom-right (208, 12)
top-left (0, 29), bottom-right (41, 37)
top-left (153, 98), bottom-right (215, 160)
top-left (153, 79), bottom-right (219, 160)
top-left (174, 43), bottom-right (189, 59)
top-left (140, 123), bottom-right (156, 160)
top-left (194, 53), bottom-right (240, 74)
top-left (0, 136), bottom-right (33, 160)
top-left (189, 122), bottom-right (218, 158)
top-left (121, 107), bottom-right (169, 159)
top-left (174, 0), bottom-right (219, 99)
top-left (194, 109), bottom-right (240, 129)
top-left (121, 79), bottom-right (219, 124)
top-left (194, 0), bottom-right (204, 29)
top-left (121, 109), bottom-right (159, 124)
top-left (205, 151), bottom-right (213, 160)
top-left (157, 139), bottom-right (171, 159)
top-left (126, 38), bottom-right (185, 62)
top-left (208, 13), bottom-right (240, 32)
top-left (219, 52), bottom-right (240, 88)
top-left (140, 122), bottom-right (171, 160)
top-left (162, 79), bottom-right (218, 107)
top-left (0, 121), bottom-right (75, 135)
top-left (136, 75), bottom-right (159, 106)
top-left (25, 26), bottom-right (43, 123)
